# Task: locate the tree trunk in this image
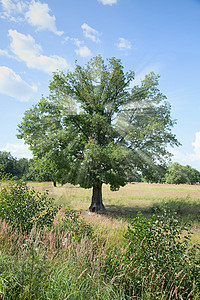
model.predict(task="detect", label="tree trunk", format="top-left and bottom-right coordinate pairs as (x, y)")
top-left (89, 182), bottom-right (105, 212)
top-left (53, 181), bottom-right (56, 187)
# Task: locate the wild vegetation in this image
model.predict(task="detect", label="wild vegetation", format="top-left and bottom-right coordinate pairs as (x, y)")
top-left (0, 180), bottom-right (200, 299)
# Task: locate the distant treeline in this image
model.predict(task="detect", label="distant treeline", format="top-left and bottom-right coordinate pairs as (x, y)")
top-left (0, 151), bottom-right (200, 185)
top-left (0, 151), bottom-right (52, 182)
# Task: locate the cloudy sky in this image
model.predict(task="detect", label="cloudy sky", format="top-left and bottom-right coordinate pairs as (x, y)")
top-left (0, 0), bottom-right (200, 170)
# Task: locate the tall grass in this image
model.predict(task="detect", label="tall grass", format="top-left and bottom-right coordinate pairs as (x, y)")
top-left (0, 221), bottom-right (125, 299)
top-left (0, 209), bottom-right (200, 299)
top-left (1, 182), bottom-right (200, 299)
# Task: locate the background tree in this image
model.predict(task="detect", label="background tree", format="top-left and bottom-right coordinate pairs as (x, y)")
top-left (184, 165), bottom-right (200, 184)
top-left (0, 151), bottom-right (16, 177)
top-left (16, 158), bottom-right (29, 180)
top-left (26, 157), bottom-right (59, 186)
top-left (0, 151), bottom-right (29, 180)
top-left (165, 162), bottom-right (200, 184)
top-left (18, 56), bottom-right (180, 211)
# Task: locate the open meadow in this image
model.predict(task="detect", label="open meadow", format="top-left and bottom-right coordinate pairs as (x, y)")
top-left (28, 181), bottom-right (200, 242)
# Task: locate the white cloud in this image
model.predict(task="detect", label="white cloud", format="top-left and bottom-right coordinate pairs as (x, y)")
top-left (0, 66), bottom-right (37, 101)
top-left (116, 37), bottom-right (132, 50)
top-left (0, 48), bottom-right (15, 59)
top-left (64, 36), bottom-right (70, 42)
top-left (98, 0), bottom-right (118, 5)
top-left (170, 149), bottom-right (188, 163)
top-left (8, 29), bottom-right (71, 74)
top-left (0, 0), bottom-right (63, 35)
top-left (72, 38), bottom-right (83, 48)
top-left (25, 0), bottom-right (64, 35)
top-left (0, 0), bottom-right (26, 21)
top-left (0, 143), bottom-right (32, 159)
top-left (0, 49), bottom-right (9, 56)
top-left (81, 23), bottom-right (101, 43)
top-left (192, 132), bottom-right (200, 157)
top-left (0, 0), bottom-right (25, 14)
top-left (75, 45), bottom-right (92, 57)
top-left (170, 132), bottom-right (200, 170)
top-left (71, 38), bottom-right (92, 57)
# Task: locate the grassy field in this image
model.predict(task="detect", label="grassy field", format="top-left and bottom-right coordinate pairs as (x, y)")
top-left (28, 181), bottom-right (200, 242)
top-left (1, 181), bottom-right (200, 299)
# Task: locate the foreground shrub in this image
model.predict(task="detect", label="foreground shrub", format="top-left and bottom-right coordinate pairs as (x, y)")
top-left (0, 180), bottom-right (60, 233)
top-left (0, 205), bottom-right (200, 299)
top-left (59, 208), bottom-right (94, 242)
top-left (121, 210), bottom-right (200, 298)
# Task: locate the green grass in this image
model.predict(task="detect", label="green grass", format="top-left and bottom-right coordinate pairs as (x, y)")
top-left (27, 181), bottom-right (200, 205)
top-left (0, 223), bottom-right (126, 300)
top-left (0, 209), bottom-right (200, 299)
top-left (26, 181), bottom-right (200, 242)
top-left (1, 181), bottom-right (200, 299)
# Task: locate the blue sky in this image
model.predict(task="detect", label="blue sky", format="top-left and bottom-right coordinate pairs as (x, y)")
top-left (0, 0), bottom-right (200, 170)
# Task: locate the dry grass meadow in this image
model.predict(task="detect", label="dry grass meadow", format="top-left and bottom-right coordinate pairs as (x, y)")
top-left (1, 181), bottom-right (200, 299)
top-left (27, 182), bottom-right (200, 243)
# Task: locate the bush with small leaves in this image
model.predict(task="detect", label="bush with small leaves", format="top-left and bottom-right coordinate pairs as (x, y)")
top-left (122, 210), bottom-right (200, 298)
top-left (59, 208), bottom-right (93, 242)
top-left (103, 210), bottom-right (200, 298)
top-left (0, 180), bottom-right (60, 233)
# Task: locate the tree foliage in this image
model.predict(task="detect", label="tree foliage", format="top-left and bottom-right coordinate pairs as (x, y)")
top-left (18, 56), bottom-right (180, 210)
top-left (0, 151), bottom-right (29, 180)
top-left (165, 162), bottom-right (200, 184)
top-left (26, 158), bottom-right (57, 184)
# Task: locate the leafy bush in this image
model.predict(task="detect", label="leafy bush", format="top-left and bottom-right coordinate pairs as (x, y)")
top-left (0, 180), bottom-right (60, 233)
top-left (59, 208), bottom-right (93, 242)
top-left (121, 210), bottom-right (200, 298)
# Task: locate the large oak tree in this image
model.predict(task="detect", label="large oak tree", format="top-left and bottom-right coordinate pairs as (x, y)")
top-left (18, 56), bottom-right (180, 211)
